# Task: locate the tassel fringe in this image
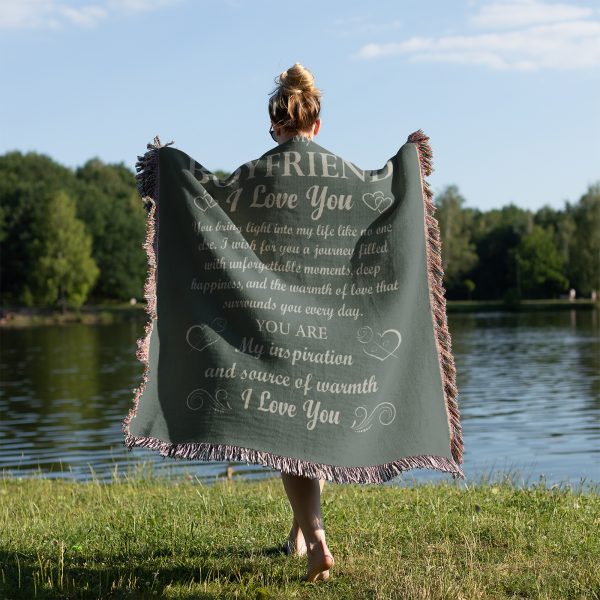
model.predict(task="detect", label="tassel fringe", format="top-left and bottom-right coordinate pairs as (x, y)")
top-left (407, 129), bottom-right (465, 472)
top-left (121, 133), bottom-right (466, 484)
top-left (121, 135), bottom-right (173, 440)
top-left (123, 434), bottom-right (464, 484)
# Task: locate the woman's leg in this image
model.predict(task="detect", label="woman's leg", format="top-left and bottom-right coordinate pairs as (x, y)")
top-left (280, 472), bottom-right (334, 581)
top-left (284, 478), bottom-right (325, 555)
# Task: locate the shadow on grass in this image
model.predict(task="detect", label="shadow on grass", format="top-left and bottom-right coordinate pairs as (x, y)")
top-left (0, 542), bottom-right (294, 599)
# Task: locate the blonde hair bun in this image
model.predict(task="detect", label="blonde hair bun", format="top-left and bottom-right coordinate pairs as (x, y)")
top-left (279, 62), bottom-right (319, 96)
top-left (268, 62), bottom-right (322, 135)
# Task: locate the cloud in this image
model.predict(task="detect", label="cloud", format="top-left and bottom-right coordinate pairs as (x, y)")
top-left (0, 1), bottom-right (106, 29)
top-left (470, 0), bottom-right (594, 29)
top-left (106, 0), bottom-right (182, 14)
top-left (354, 0), bottom-right (600, 71)
top-left (0, 0), bottom-right (181, 30)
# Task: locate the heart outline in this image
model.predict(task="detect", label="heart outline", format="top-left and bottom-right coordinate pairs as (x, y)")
top-left (358, 327), bottom-right (401, 361)
top-left (362, 191), bottom-right (394, 213)
top-left (186, 317), bottom-right (227, 352)
top-left (193, 190), bottom-right (217, 212)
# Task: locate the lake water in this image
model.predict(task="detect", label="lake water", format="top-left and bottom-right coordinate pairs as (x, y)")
top-left (1, 309), bottom-right (598, 490)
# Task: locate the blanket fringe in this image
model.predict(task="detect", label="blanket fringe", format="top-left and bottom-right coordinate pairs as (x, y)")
top-left (122, 133), bottom-right (466, 485)
top-left (121, 135), bottom-right (173, 439)
top-left (124, 434), bottom-right (464, 484)
top-left (407, 129), bottom-right (465, 471)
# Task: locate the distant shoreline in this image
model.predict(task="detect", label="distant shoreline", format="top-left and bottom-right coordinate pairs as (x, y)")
top-left (1, 298), bottom-right (598, 327)
top-left (0, 303), bottom-right (146, 327)
top-left (445, 298), bottom-right (599, 312)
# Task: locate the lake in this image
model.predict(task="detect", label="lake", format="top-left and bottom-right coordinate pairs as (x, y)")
top-left (1, 309), bottom-right (598, 490)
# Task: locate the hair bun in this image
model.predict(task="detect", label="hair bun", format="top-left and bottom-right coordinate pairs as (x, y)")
top-left (268, 62), bottom-right (322, 134)
top-left (280, 62), bottom-right (316, 95)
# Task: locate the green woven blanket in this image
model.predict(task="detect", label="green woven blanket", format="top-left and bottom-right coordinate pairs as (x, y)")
top-left (122, 130), bottom-right (464, 483)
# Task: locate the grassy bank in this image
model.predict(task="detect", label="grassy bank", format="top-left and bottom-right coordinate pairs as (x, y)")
top-left (1, 298), bottom-right (598, 327)
top-left (446, 298), bottom-right (600, 313)
top-left (0, 302), bottom-right (146, 327)
top-left (1, 471), bottom-right (598, 599)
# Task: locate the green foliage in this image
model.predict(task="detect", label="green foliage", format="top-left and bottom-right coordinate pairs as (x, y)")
top-left (0, 149), bottom-right (598, 305)
top-left (462, 278), bottom-right (475, 300)
top-left (568, 183), bottom-right (600, 296)
top-left (434, 185), bottom-right (478, 291)
top-left (434, 185), bottom-right (600, 301)
top-left (0, 151), bottom-right (81, 303)
top-left (75, 158), bottom-right (147, 301)
top-left (467, 203), bottom-right (532, 300)
top-left (30, 190), bottom-right (100, 308)
top-left (214, 169), bottom-right (232, 180)
top-left (0, 152), bottom-right (147, 306)
top-left (512, 224), bottom-right (568, 298)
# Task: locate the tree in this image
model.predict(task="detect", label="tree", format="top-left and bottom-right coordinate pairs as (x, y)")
top-left (434, 185), bottom-right (478, 298)
top-left (1, 148), bottom-right (596, 306)
top-left (568, 183), bottom-right (600, 296)
top-left (75, 158), bottom-right (147, 301)
top-left (0, 151), bottom-right (80, 303)
top-left (31, 190), bottom-right (99, 309)
top-left (462, 278), bottom-right (475, 300)
top-left (535, 203), bottom-right (577, 279)
top-left (512, 224), bottom-right (568, 298)
top-left (469, 203), bottom-right (532, 300)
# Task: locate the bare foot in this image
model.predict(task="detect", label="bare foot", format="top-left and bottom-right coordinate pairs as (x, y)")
top-left (284, 524), bottom-right (307, 557)
top-left (301, 540), bottom-right (334, 583)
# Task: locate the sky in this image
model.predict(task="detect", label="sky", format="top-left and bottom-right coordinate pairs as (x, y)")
top-left (0, 0), bottom-right (599, 212)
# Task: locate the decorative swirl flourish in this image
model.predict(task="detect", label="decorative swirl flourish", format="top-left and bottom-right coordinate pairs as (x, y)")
top-left (186, 388), bottom-right (232, 413)
top-left (350, 402), bottom-right (397, 433)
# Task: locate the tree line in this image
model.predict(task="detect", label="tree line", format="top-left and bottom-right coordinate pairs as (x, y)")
top-left (434, 183), bottom-right (599, 301)
top-left (0, 151), bottom-right (598, 309)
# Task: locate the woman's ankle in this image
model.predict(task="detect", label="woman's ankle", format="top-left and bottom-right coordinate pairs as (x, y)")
top-left (305, 531), bottom-right (327, 551)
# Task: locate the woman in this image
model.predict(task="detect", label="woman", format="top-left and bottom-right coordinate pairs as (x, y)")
top-left (126, 59), bottom-right (464, 585)
top-left (268, 62), bottom-right (333, 584)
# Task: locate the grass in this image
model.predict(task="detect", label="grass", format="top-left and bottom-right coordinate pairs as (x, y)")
top-left (2, 298), bottom-right (598, 327)
top-left (1, 466), bottom-right (599, 599)
top-left (445, 299), bottom-right (599, 312)
top-left (0, 303), bottom-right (145, 327)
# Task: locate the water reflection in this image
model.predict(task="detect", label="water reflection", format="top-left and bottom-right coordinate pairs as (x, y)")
top-left (1, 309), bottom-right (598, 489)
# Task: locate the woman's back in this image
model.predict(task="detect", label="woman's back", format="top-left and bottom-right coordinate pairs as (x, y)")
top-left (123, 62), bottom-right (463, 583)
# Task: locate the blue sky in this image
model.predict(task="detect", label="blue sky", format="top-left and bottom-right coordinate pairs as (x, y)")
top-left (1, 0), bottom-right (598, 212)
